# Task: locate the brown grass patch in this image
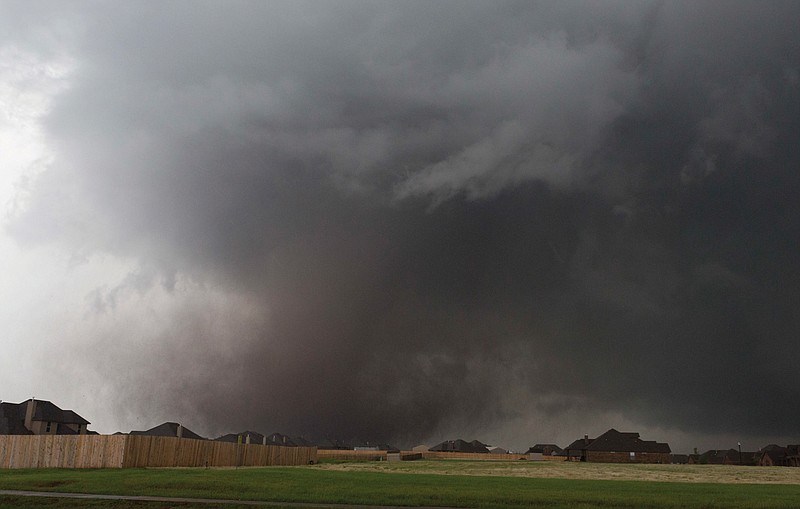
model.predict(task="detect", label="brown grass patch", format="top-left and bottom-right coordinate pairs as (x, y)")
top-left (317, 459), bottom-right (800, 484)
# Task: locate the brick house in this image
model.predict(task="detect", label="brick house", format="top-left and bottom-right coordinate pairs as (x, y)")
top-left (690, 448), bottom-right (757, 465)
top-left (564, 429), bottom-right (671, 463)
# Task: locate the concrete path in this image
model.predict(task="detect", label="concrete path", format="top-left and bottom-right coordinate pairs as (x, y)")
top-left (0, 489), bottom-right (459, 509)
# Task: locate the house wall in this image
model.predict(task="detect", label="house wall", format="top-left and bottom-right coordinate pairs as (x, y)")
top-left (27, 420), bottom-right (50, 435)
top-left (758, 455), bottom-right (777, 467)
top-left (586, 451), bottom-right (671, 464)
top-left (28, 420), bottom-right (82, 435)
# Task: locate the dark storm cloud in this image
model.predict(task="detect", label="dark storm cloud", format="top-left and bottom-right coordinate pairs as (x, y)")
top-left (6, 1), bottom-right (800, 445)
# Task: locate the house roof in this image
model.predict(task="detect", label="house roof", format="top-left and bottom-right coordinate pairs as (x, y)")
top-left (130, 422), bottom-right (205, 440)
top-left (429, 439), bottom-right (490, 453)
top-left (564, 437), bottom-right (593, 455)
top-left (290, 436), bottom-right (314, 447)
top-left (526, 444), bottom-right (563, 454)
top-left (671, 454), bottom-right (689, 464)
top-left (565, 429), bottom-right (671, 454)
top-left (31, 400), bottom-right (90, 425)
top-left (0, 402), bottom-right (32, 435)
top-left (215, 431), bottom-right (265, 444)
top-left (698, 449), bottom-right (754, 464)
top-left (316, 438), bottom-right (351, 450)
top-left (0, 400), bottom-right (89, 434)
top-left (760, 447), bottom-right (787, 463)
top-left (353, 440), bottom-right (399, 452)
top-left (265, 433), bottom-right (297, 446)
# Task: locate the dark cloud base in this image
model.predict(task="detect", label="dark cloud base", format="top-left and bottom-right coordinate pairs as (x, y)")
top-left (6, 0), bottom-right (800, 446)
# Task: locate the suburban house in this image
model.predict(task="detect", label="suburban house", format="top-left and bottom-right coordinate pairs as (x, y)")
top-left (758, 446), bottom-right (788, 467)
top-left (264, 432), bottom-right (297, 447)
top-left (429, 439), bottom-right (490, 453)
top-left (757, 445), bottom-right (800, 467)
top-left (670, 454), bottom-right (690, 464)
top-left (129, 422), bottom-right (205, 440)
top-left (525, 444), bottom-right (563, 456)
top-left (564, 429), bottom-right (671, 463)
top-left (353, 441), bottom-right (400, 453)
top-left (690, 449), bottom-right (757, 466)
top-left (215, 430), bottom-right (266, 445)
top-left (487, 446), bottom-right (508, 454)
top-left (0, 398), bottom-right (90, 435)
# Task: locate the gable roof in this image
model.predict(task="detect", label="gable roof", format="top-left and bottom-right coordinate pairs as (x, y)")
top-left (429, 439), bottom-right (490, 453)
top-left (353, 441), bottom-right (400, 452)
top-left (130, 422), bottom-right (205, 440)
top-left (290, 436), bottom-right (314, 447)
top-left (566, 429), bottom-right (670, 454)
top-left (266, 433), bottom-right (297, 447)
top-left (0, 402), bottom-right (32, 435)
top-left (316, 438), bottom-right (351, 450)
top-left (697, 449), bottom-right (756, 464)
top-left (0, 400), bottom-right (89, 435)
top-left (760, 447), bottom-right (787, 464)
top-left (30, 400), bottom-right (90, 425)
top-left (526, 444), bottom-right (563, 454)
top-left (564, 437), bottom-right (593, 456)
top-left (214, 431), bottom-right (265, 444)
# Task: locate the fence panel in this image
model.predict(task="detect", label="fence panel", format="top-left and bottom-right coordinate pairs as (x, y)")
top-left (0, 435), bottom-right (127, 468)
top-left (0, 435), bottom-right (315, 468)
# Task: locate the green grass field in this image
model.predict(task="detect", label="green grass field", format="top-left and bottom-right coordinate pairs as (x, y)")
top-left (2, 461), bottom-right (800, 508)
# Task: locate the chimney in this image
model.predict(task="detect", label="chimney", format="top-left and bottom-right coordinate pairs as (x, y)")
top-left (24, 399), bottom-right (37, 431)
top-left (262, 436), bottom-right (267, 446)
top-left (177, 424), bottom-right (183, 438)
top-left (584, 434), bottom-right (589, 445)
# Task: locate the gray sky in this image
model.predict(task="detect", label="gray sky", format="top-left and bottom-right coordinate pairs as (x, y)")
top-left (1, 0), bottom-right (799, 453)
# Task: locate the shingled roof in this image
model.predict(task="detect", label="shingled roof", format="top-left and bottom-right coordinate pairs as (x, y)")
top-left (0, 399), bottom-right (89, 435)
top-left (31, 400), bottom-right (89, 425)
top-left (526, 444), bottom-right (563, 455)
top-left (129, 422), bottom-right (205, 440)
top-left (586, 429), bottom-right (671, 453)
top-left (0, 402), bottom-right (32, 435)
top-left (429, 439), bottom-right (490, 453)
top-left (565, 429), bottom-right (670, 454)
top-left (214, 430), bottom-right (265, 444)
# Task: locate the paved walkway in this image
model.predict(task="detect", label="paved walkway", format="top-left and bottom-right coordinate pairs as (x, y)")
top-left (0, 489), bottom-right (458, 509)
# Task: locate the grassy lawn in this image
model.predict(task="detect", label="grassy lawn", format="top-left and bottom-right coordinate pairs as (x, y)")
top-left (0, 495), bottom-right (274, 509)
top-left (1, 462), bottom-right (800, 508)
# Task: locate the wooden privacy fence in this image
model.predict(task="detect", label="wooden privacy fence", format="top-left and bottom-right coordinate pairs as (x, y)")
top-left (0, 435), bottom-right (316, 469)
top-left (0, 435), bottom-right (125, 469)
top-left (316, 449), bottom-right (389, 461)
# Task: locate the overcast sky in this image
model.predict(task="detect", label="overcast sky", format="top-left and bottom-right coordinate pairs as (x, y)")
top-left (1, 1), bottom-right (799, 453)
